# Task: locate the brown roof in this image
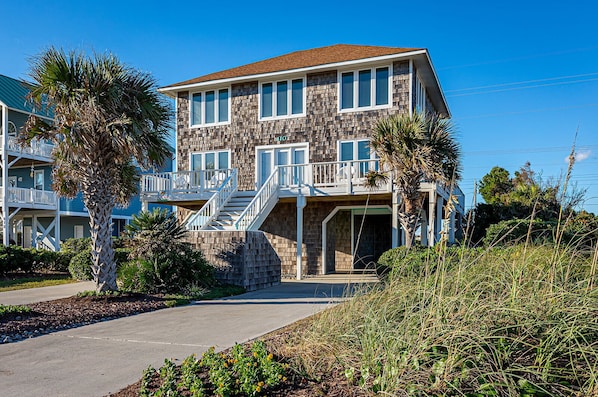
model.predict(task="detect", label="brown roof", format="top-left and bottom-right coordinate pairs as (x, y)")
top-left (162, 44), bottom-right (422, 90)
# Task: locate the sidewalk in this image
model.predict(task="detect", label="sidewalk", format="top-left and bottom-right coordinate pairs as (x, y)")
top-left (0, 280), bottom-right (96, 305)
top-left (0, 274), bottom-right (377, 397)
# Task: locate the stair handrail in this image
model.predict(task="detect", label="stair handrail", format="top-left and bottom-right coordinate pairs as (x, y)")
top-left (186, 169), bottom-right (238, 231)
top-left (234, 167), bottom-right (279, 231)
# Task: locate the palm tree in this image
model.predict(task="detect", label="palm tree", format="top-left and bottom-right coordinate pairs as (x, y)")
top-left (370, 112), bottom-right (461, 247)
top-left (23, 48), bottom-right (171, 292)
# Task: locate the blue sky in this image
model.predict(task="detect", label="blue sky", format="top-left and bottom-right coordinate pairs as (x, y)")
top-left (1, 0), bottom-right (597, 213)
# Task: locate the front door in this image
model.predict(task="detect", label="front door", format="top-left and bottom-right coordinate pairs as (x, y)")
top-left (256, 144), bottom-right (307, 187)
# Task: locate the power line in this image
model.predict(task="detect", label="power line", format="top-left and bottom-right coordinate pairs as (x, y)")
top-left (437, 46), bottom-right (598, 71)
top-left (453, 103), bottom-right (598, 120)
top-left (445, 72), bottom-right (598, 93)
top-left (446, 77), bottom-right (598, 97)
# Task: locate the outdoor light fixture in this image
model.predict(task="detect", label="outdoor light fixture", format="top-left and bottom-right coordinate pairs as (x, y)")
top-left (30, 162), bottom-right (34, 178)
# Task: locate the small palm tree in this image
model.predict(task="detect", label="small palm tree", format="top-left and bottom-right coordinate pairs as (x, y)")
top-left (24, 48), bottom-right (171, 292)
top-left (370, 112), bottom-right (461, 247)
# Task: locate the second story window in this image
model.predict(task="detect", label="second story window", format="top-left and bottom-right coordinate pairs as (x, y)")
top-left (191, 88), bottom-right (230, 126)
top-left (340, 66), bottom-right (390, 111)
top-left (260, 78), bottom-right (305, 119)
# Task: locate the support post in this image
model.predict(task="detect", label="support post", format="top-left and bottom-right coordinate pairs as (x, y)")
top-left (54, 209), bottom-right (61, 251)
top-left (391, 189), bottom-right (399, 248)
top-left (296, 194), bottom-right (306, 280)
top-left (1, 105), bottom-right (9, 246)
top-left (427, 191), bottom-right (436, 247)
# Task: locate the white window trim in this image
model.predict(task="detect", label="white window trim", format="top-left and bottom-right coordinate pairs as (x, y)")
top-left (189, 86), bottom-right (231, 127)
top-left (189, 149), bottom-right (232, 171)
top-left (337, 139), bottom-right (377, 161)
top-left (338, 64), bottom-right (393, 113)
top-left (258, 77), bottom-right (306, 121)
top-left (34, 169), bottom-right (44, 190)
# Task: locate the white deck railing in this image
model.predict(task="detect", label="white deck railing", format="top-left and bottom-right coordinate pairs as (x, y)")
top-left (7, 136), bottom-right (54, 159)
top-left (141, 169), bottom-right (235, 198)
top-left (186, 169), bottom-right (238, 231)
top-left (141, 160), bottom-right (387, 202)
top-left (234, 167), bottom-right (280, 231)
top-left (0, 187), bottom-right (57, 207)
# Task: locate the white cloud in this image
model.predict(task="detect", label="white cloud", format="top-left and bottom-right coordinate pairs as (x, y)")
top-left (565, 149), bottom-right (592, 163)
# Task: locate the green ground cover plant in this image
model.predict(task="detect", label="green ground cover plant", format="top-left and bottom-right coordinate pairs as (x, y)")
top-left (280, 243), bottom-right (598, 396)
top-left (139, 341), bottom-right (287, 397)
top-left (0, 304), bottom-right (32, 317)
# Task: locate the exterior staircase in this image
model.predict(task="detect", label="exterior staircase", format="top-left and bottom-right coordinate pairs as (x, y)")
top-left (201, 191), bottom-right (256, 231)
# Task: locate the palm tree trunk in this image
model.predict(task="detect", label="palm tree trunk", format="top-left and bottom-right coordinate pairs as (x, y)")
top-left (87, 200), bottom-right (117, 292)
top-left (83, 168), bottom-right (118, 292)
top-left (400, 194), bottom-right (420, 248)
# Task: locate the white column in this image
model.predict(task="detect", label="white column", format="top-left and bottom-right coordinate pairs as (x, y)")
top-left (391, 190), bottom-right (399, 248)
top-left (32, 214), bottom-right (38, 249)
top-left (436, 196), bottom-right (444, 244)
top-left (296, 194), bottom-right (306, 280)
top-left (141, 200), bottom-right (148, 212)
top-left (1, 105), bottom-right (9, 246)
top-left (427, 191), bottom-right (436, 247)
top-left (54, 209), bottom-right (61, 251)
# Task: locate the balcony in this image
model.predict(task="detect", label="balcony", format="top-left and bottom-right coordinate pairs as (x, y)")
top-left (141, 160), bottom-right (392, 203)
top-left (140, 169), bottom-right (236, 202)
top-left (6, 136), bottom-right (54, 160)
top-left (0, 187), bottom-right (57, 209)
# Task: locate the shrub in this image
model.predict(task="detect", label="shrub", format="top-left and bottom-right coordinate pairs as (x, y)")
top-left (68, 250), bottom-right (93, 281)
top-left (61, 237), bottom-right (92, 252)
top-left (118, 246), bottom-right (215, 294)
top-left (483, 218), bottom-right (556, 246)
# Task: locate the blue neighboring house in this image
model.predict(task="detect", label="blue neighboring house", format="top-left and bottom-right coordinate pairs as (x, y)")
top-left (0, 74), bottom-right (171, 250)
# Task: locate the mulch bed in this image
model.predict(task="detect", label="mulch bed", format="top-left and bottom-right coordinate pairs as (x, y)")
top-left (1, 288), bottom-right (368, 396)
top-left (0, 293), bottom-right (169, 343)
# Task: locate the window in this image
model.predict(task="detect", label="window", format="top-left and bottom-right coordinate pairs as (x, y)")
top-left (260, 78), bottom-right (304, 119)
top-left (190, 150), bottom-right (230, 171)
top-left (190, 88), bottom-right (230, 126)
top-left (339, 66), bottom-right (391, 111)
top-left (338, 139), bottom-right (378, 176)
top-left (74, 225), bottom-right (84, 239)
top-left (415, 74), bottom-right (426, 113)
top-left (34, 170), bottom-right (44, 190)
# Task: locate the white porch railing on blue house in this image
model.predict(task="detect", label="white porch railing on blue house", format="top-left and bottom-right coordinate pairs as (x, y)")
top-left (1, 187), bottom-right (57, 207)
top-left (7, 136), bottom-right (54, 159)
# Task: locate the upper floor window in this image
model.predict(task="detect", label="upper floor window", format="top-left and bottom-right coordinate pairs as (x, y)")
top-left (191, 88), bottom-right (230, 126)
top-left (340, 66), bottom-right (391, 111)
top-left (260, 78), bottom-right (305, 119)
top-left (415, 74), bottom-right (426, 113)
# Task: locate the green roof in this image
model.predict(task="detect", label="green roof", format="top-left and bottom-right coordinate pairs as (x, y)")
top-left (0, 74), bottom-right (52, 118)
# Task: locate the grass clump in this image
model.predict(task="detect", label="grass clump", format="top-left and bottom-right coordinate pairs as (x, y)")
top-left (281, 243), bottom-right (598, 396)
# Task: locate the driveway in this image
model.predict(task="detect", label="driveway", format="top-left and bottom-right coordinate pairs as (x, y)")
top-left (0, 274), bottom-right (377, 397)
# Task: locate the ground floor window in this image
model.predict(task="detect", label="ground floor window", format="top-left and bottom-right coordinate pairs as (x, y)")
top-left (74, 225), bottom-right (84, 239)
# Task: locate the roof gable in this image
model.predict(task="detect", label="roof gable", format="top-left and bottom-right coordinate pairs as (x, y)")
top-left (162, 44), bottom-right (421, 89)
top-left (0, 74), bottom-right (53, 118)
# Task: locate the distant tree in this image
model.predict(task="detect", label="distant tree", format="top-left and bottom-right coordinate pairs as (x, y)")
top-left (479, 166), bottom-right (511, 204)
top-left (371, 112), bottom-right (461, 247)
top-left (471, 162), bottom-right (587, 245)
top-left (24, 48), bottom-right (171, 292)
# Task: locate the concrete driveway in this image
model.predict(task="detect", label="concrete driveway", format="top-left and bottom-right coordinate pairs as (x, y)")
top-left (0, 274), bottom-right (377, 397)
